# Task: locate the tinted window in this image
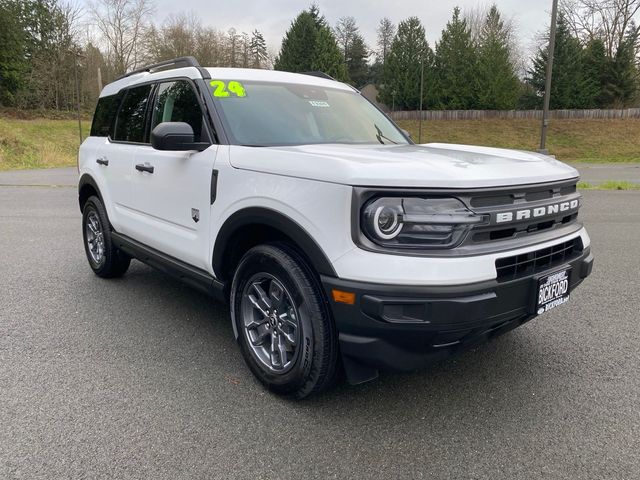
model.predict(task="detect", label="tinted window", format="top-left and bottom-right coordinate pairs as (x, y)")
top-left (90, 95), bottom-right (120, 137)
top-left (151, 81), bottom-right (205, 142)
top-left (114, 85), bottom-right (152, 143)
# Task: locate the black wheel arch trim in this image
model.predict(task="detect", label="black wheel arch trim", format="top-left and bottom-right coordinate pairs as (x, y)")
top-left (78, 174), bottom-right (103, 211)
top-left (213, 207), bottom-right (338, 279)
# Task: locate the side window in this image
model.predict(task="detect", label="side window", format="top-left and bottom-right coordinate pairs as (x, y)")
top-left (151, 80), bottom-right (205, 142)
top-left (90, 94), bottom-right (120, 137)
top-left (113, 84), bottom-right (152, 143)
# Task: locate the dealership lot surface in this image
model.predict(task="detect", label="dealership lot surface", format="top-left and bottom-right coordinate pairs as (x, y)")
top-left (1, 168), bottom-right (639, 479)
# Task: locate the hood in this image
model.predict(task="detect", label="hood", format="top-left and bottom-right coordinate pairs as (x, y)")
top-left (229, 143), bottom-right (579, 188)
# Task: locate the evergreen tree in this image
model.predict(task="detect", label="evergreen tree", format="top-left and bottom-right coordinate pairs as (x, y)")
top-left (1, 0), bottom-right (81, 110)
top-left (0, 0), bottom-right (27, 105)
top-left (311, 24), bottom-right (348, 81)
top-left (346, 34), bottom-right (369, 87)
top-left (367, 60), bottom-right (383, 86)
top-left (249, 29), bottom-right (268, 68)
top-left (274, 9), bottom-right (321, 72)
top-left (433, 7), bottom-right (478, 109)
top-left (275, 6), bottom-right (347, 81)
top-left (582, 38), bottom-right (609, 107)
top-left (604, 27), bottom-right (639, 107)
top-left (526, 14), bottom-right (592, 109)
top-left (475, 5), bottom-right (519, 109)
top-left (379, 17), bottom-right (434, 110)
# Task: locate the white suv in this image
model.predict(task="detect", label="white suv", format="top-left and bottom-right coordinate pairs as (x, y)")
top-left (79, 57), bottom-right (593, 398)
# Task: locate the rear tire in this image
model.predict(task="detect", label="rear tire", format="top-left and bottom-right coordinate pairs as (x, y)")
top-left (82, 196), bottom-right (130, 278)
top-left (230, 243), bottom-right (339, 399)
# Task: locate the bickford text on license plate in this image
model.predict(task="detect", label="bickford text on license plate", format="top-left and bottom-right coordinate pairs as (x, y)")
top-left (536, 268), bottom-right (571, 315)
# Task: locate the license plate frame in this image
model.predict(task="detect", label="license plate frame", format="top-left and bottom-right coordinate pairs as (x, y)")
top-left (534, 267), bottom-right (572, 315)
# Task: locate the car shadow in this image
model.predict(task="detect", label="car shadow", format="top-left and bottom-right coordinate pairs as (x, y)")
top-left (105, 260), bottom-right (575, 420)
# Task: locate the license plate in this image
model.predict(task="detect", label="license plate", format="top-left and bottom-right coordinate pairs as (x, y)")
top-left (536, 268), bottom-right (571, 315)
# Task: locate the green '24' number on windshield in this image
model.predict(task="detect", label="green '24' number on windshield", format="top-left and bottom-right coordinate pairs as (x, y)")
top-left (210, 80), bottom-right (246, 98)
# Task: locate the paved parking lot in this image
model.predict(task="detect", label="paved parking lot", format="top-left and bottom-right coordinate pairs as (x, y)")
top-left (1, 169), bottom-right (639, 479)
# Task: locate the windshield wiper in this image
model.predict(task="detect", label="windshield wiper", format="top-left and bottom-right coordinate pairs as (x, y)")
top-left (374, 124), bottom-right (398, 145)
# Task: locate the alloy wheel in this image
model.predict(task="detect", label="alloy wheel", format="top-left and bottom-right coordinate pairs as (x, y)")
top-left (240, 273), bottom-right (300, 374)
top-left (85, 210), bottom-right (105, 265)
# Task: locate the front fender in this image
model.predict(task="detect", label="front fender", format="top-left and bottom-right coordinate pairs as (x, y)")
top-left (212, 206), bottom-right (338, 279)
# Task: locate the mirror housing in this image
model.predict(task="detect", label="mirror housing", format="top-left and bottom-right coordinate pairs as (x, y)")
top-left (401, 129), bottom-right (412, 139)
top-left (151, 122), bottom-right (209, 151)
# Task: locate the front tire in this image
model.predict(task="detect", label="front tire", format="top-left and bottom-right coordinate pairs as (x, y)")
top-left (82, 196), bottom-right (130, 278)
top-left (231, 243), bottom-right (339, 399)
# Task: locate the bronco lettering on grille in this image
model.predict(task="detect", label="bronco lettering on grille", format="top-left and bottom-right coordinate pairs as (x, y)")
top-left (495, 199), bottom-right (579, 224)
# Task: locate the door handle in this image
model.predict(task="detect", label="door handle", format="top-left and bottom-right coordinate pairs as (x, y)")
top-left (135, 163), bottom-right (154, 174)
top-left (96, 157), bottom-right (109, 166)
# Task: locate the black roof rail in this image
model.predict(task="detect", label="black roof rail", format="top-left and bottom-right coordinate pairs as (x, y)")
top-left (301, 71), bottom-right (336, 81)
top-left (116, 56), bottom-right (211, 81)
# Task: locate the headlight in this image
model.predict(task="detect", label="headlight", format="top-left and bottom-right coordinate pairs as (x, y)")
top-left (362, 197), bottom-right (486, 249)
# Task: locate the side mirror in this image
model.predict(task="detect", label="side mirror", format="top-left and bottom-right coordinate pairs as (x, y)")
top-left (150, 122), bottom-right (209, 151)
top-left (401, 129), bottom-right (412, 139)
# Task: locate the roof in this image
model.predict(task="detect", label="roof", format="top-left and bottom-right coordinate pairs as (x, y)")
top-left (100, 67), bottom-right (353, 98)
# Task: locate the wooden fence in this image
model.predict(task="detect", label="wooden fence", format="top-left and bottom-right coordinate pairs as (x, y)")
top-left (389, 108), bottom-right (640, 121)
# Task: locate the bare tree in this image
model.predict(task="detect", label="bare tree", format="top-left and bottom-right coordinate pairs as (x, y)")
top-left (465, 4), bottom-right (488, 44)
top-left (90, 0), bottom-right (154, 76)
top-left (145, 13), bottom-right (198, 63)
top-left (561, 0), bottom-right (640, 55)
top-left (227, 27), bottom-right (240, 67)
top-left (241, 32), bottom-right (250, 68)
top-left (464, 4), bottom-right (524, 75)
top-left (335, 16), bottom-right (358, 61)
top-left (376, 17), bottom-right (395, 65)
top-left (194, 27), bottom-right (228, 67)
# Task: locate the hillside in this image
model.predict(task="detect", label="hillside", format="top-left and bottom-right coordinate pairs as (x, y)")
top-left (1, 116), bottom-right (639, 170)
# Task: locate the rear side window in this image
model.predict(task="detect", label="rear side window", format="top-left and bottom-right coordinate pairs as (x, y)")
top-left (90, 95), bottom-right (120, 137)
top-left (150, 80), bottom-right (205, 142)
top-left (113, 85), bottom-right (152, 143)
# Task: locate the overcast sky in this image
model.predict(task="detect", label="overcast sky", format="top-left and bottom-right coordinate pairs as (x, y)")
top-left (146, 0), bottom-right (552, 56)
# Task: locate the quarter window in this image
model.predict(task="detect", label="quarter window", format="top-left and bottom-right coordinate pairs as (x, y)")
top-left (113, 85), bottom-right (152, 143)
top-left (90, 94), bottom-right (120, 137)
top-left (151, 81), bottom-right (205, 142)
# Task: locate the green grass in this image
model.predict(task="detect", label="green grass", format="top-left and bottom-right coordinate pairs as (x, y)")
top-left (0, 116), bottom-right (89, 170)
top-left (1, 114), bottom-right (639, 170)
top-left (578, 180), bottom-right (640, 190)
top-left (398, 118), bottom-right (640, 163)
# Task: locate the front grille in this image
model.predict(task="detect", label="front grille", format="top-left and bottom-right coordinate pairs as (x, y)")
top-left (469, 183), bottom-right (577, 208)
top-left (495, 237), bottom-right (584, 281)
top-left (472, 212), bottom-right (579, 243)
top-left (463, 180), bottom-right (581, 246)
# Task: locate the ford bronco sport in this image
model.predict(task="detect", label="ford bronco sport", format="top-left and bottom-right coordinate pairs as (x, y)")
top-left (78, 57), bottom-right (593, 398)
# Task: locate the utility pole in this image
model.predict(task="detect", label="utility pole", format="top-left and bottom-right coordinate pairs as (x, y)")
top-left (418, 57), bottom-right (424, 144)
top-left (539, 0), bottom-right (559, 154)
top-left (74, 53), bottom-right (83, 145)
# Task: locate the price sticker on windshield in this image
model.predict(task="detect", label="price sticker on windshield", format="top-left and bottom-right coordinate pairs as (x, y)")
top-left (309, 100), bottom-right (330, 107)
top-left (210, 80), bottom-right (247, 98)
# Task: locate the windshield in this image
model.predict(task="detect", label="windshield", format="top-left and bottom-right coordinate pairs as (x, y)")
top-left (208, 80), bottom-right (410, 147)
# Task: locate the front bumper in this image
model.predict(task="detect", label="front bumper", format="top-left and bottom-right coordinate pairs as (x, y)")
top-left (321, 247), bottom-right (593, 384)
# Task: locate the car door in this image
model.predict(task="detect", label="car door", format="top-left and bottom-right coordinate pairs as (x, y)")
top-left (127, 79), bottom-right (218, 271)
top-left (93, 84), bottom-right (153, 236)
